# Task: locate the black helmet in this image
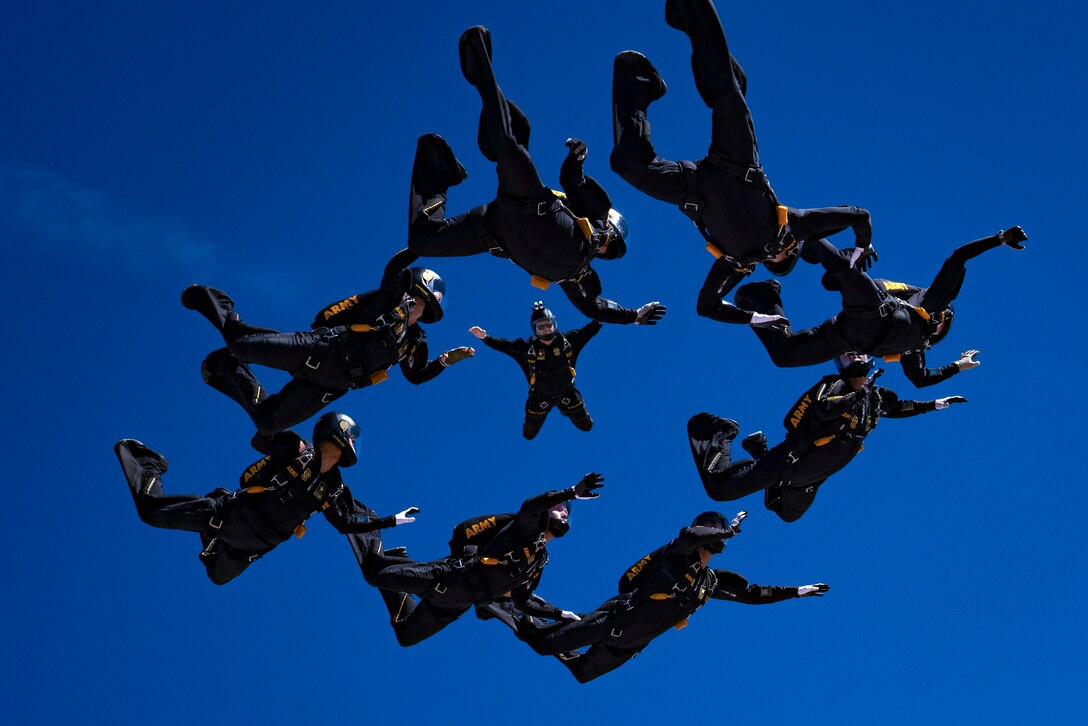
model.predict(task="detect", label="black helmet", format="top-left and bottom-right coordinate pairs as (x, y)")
top-left (596, 208), bottom-right (629, 260)
top-left (834, 352), bottom-right (875, 379)
top-left (692, 511), bottom-right (728, 553)
top-left (547, 500), bottom-right (571, 538)
top-left (313, 412), bottom-right (361, 468)
top-left (407, 267), bottom-right (446, 324)
top-left (927, 305), bottom-right (954, 348)
top-left (530, 301), bottom-right (557, 338)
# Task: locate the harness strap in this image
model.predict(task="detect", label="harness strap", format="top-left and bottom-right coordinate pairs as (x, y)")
top-left (706, 150), bottom-right (771, 189)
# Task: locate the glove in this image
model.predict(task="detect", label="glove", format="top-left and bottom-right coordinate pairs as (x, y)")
top-left (468, 326), bottom-right (487, 340)
top-left (749, 312), bottom-right (790, 330)
top-left (863, 367), bottom-right (885, 390)
top-left (955, 349), bottom-right (981, 371)
top-left (935, 396), bottom-right (967, 410)
top-left (565, 137), bottom-right (587, 161)
top-left (998, 226), bottom-right (1027, 250)
top-left (573, 472), bottom-right (604, 499)
top-left (441, 346), bottom-right (475, 366)
top-left (559, 610), bottom-right (582, 621)
top-left (797, 583), bottom-right (830, 598)
top-left (728, 510), bottom-right (748, 535)
top-left (849, 245), bottom-right (878, 271)
top-left (635, 301), bottom-right (667, 325)
top-left (394, 507), bottom-right (420, 526)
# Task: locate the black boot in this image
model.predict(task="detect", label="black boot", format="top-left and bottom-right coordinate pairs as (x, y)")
top-left (458, 25), bottom-right (493, 87)
top-left (613, 51), bottom-right (667, 112)
top-left (665, 0), bottom-right (698, 33)
top-left (114, 439), bottom-right (168, 499)
top-left (414, 133), bottom-right (467, 194)
top-left (687, 413), bottom-right (739, 475)
top-left (181, 285), bottom-right (236, 332)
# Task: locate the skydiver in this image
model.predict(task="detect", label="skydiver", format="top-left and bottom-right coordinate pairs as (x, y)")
top-left (182, 247), bottom-right (474, 445)
top-left (512, 511), bottom-right (828, 683)
top-left (114, 412), bottom-right (418, 585)
top-left (733, 227), bottom-right (1027, 377)
top-left (406, 25), bottom-right (667, 326)
top-left (688, 353), bottom-right (967, 522)
top-left (346, 474), bottom-right (604, 647)
top-left (610, 0), bottom-right (874, 324)
top-left (469, 302), bottom-right (602, 439)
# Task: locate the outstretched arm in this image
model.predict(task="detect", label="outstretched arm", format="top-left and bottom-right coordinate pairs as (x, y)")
top-left (899, 349), bottom-right (965, 388)
top-left (323, 488), bottom-right (410, 534)
top-left (380, 248), bottom-right (418, 291)
top-left (877, 387), bottom-right (966, 418)
top-left (711, 570), bottom-right (827, 604)
top-left (559, 271), bottom-right (637, 324)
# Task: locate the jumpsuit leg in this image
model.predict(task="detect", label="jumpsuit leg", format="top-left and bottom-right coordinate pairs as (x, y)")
top-left (803, 237), bottom-right (886, 311)
top-left (407, 133), bottom-right (490, 258)
top-left (523, 391), bottom-right (553, 440)
top-left (115, 439), bottom-right (221, 530)
top-left (687, 414), bottom-right (787, 500)
top-left (765, 482), bottom-right (823, 523)
top-left (201, 347), bottom-right (345, 437)
top-left (667, 0), bottom-right (759, 165)
top-left (558, 386), bottom-right (593, 432)
top-left (560, 645), bottom-right (635, 683)
top-left (367, 559), bottom-right (456, 597)
top-left (609, 52), bottom-right (687, 205)
top-left (458, 26), bottom-right (548, 202)
top-left (201, 545), bottom-right (256, 586)
top-left (390, 598), bottom-right (469, 647)
top-left (734, 281), bottom-right (839, 367)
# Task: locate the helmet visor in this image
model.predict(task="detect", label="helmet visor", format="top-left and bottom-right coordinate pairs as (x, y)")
top-left (533, 319), bottom-right (556, 337)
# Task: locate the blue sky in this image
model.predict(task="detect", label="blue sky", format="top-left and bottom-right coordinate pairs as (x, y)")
top-left (2, 1), bottom-right (1084, 723)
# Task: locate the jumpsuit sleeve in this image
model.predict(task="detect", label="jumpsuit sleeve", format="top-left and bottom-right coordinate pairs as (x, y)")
top-left (322, 487), bottom-right (398, 534)
top-left (564, 320), bottom-right (603, 358)
top-left (788, 206), bottom-right (872, 248)
top-left (696, 257), bottom-right (756, 324)
top-left (380, 248), bottom-right (418, 291)
top-left (811, 378), bottom-right (863, 423)
top-left (482, 334), bottom-right (529, 359)
top-left (515, 488), bottom-right (576, 520)
top-left (400, 328), bottom-right (446, 385)
top-left (876, 387), bottom-right (937, 418)
top-left (671, 526), bottom-right (732, 554)
top-left (899, 350), bottom-right (960, 388)
top-left (559, 270), bottom-right (639, 325)
top-left (711, 570), bottom-right (799, 604)
top-left (513, 591), bottom-right (567, 620)
top-left (240, 432), bottom-right (305, 482)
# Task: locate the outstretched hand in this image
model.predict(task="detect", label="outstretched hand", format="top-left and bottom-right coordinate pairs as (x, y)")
top-left (565, 138), bottom-right (588, 161)
top-left (395, 507), bottom-right (420, 525)
top-left (863, 367), bottom-right (885, 390)
top-left (635, 301), bottom-right (667, 325)
top-left (955, 349), bottom-right (981, 371)
top-left (935, 396), bottom-right (968, 410)
top-left (468, 326), bottom-right (487, 340)
top-left (999, 226), bottom-right (1028, 250)
top-left (798, 583), bottom-right (830, 598)
top-left (728, 510), bottom-right (748, 535)
top-left (573, 472), bottom-right (605, 499)
top-left (442, 347), bottom-right (475, 365)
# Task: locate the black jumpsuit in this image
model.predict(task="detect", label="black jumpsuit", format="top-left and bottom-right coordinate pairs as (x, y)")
top-left (114, 434), bottom-right (401, 585)
top-left (481, 320), bottom-right (602, 438)
top-left (520, 525), bottom-right (800, 683)
top-left (688, 375), bottom-right (939, 522)
top-left (187, 248), bottom-right (447, 437)
top-left (348, 486), bottom-right (575, 647)
top-left (734, 232), bottom-right (1011, 372)
top-left (406, 26), bottom-right (647, 324)
top-left (611, 0), bottom-right (871, 319)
